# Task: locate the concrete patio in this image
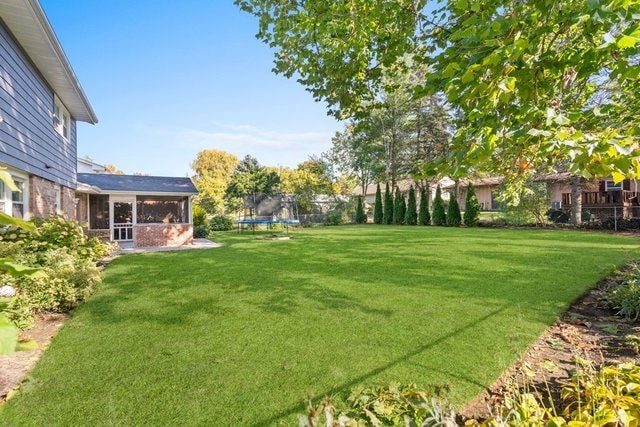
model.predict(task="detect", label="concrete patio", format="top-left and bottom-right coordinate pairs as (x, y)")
top-left (116, 238), bottom-right (222, 254)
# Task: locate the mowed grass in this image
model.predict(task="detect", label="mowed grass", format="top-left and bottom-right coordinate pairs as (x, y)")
top-left (1, 227), bottom-right (638, 426)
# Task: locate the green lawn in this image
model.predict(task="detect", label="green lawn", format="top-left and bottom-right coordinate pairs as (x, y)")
top-left (1, 227), bottom-right (638, 426)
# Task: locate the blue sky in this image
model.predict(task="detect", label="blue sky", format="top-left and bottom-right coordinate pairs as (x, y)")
top-left (40, 0), bottom-right (341, 176)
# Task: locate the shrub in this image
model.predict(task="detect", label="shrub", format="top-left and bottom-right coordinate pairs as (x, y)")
top-left (1, 216), bottom-right (112, 262)
top-left (373, 183), bottom-right (383, 224)
top-left (324, 199), bottom-right (354, 226)
top-left (463, 183), bottom-right (480, 226)
top-left (607, 278), bottom-right (640, 321)
top-left (446, 193), bottom-right (462, 227)
top-left (383, 182), bottom-right (393, 225)
top-left (209, 215), bottom-right (234, 231)
top-left (300, 384), bottom-right (456, 427)
top-left (432, 186), bottom-right (446, 226)
top-left (192, 204), bottom-right (207, 227)
top-left (0, 216), bottom-right (111, 330)
top-left (193, 224), bottom-right (210, 238)
top-left (355, 196), bottom-right (367, 224)
top-left (418, 188), bottom-right (430, 225)
top-left (405, 186), bottom-right (417, 225)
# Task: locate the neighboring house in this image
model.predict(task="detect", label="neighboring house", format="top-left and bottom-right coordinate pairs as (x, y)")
top-left (77, 157), bottom-right (107, 174)
top-left (354, 178), bottom-right (454, 206)
top-left (76, 173), bottom-right (198, 248)
top-left (449, 174), bottom-right (640, 219)
top-left (0, 0), bottom-right (97, 219)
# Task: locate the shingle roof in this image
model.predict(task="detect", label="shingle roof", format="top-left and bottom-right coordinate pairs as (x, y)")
top-left (77, 173), bottom-right (198, 194)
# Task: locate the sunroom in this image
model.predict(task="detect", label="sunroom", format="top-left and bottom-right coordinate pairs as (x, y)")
top-left (76, 173), bottom-right (198, 248)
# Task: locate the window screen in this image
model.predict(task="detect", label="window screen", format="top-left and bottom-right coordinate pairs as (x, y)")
top-left (89, 195), bottom-right (109, 229)
top-left (136, 196), bottom-right (188, 224)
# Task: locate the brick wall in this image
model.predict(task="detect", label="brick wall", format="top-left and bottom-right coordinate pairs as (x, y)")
top-left (29, 176), bottom-right (76, 219)
top-left (29, 175), bottom-right (55, 218)
top-left (134, 224), bottom-right (193, 248)
top-left (86, 229), bottom-right (110, 241)
top-left (61, 186), bottom-right (75, 219)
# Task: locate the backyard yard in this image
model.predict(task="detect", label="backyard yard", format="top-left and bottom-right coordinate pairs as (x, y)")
top-left (1, 226), bottom-right (638, 425)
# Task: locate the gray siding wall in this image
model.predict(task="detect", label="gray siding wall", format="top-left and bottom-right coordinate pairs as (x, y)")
top-left (0, 18), bottom-right (77, 189)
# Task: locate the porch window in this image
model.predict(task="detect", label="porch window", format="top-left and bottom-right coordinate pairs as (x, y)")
top-left (89, 195), bottom-right (109, 229)
top-left (136, 196), bottom-right (188, 224)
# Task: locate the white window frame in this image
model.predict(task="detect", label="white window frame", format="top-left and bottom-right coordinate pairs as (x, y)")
top-left (53, 96), bottom-right (70, 140)
top-left (605, 180), bottom-right (622, 191)
top-left (0, 171), bottom-right (29, 220)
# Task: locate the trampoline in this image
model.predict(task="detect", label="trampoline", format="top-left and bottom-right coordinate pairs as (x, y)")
top-left (237, 218), bottom-right (300, 233)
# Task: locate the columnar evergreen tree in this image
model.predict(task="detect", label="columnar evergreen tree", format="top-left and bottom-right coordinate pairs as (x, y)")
top-left (432, 185), bottom-right (446, 226)
top-left (405, 186), bottom-right (417, 225)
top-left (446, 192), bottom-right (462, 227)
top-left (383, 182), bottom-right (393, 225)
top-left (463, 183), bottom-right (480, 227)
top-left (355, 196), bottom-right (367, 224)
top-left (373, 183), bottom-right (383, 224)
top-left (418, 188), bottom-right (430, 225)
top-left (393, 187), bottom-right (406, 225)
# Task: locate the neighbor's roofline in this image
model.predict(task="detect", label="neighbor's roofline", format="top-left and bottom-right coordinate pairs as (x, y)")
top-left (0, 0), bottom-right (97, 124)
top-left (75, 189), bottom-right (197, 197)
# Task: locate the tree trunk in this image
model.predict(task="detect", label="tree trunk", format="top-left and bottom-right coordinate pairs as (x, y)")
top-left (570, 176), bottom-right (583, 225)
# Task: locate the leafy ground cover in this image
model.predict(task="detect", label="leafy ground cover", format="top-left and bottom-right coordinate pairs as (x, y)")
top-left (1, 227), bottom-right (638, 425)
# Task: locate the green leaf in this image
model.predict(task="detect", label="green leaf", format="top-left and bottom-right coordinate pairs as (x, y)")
top-left (0, 259), bottom-right (43, 277)
top-left (461, 69), bottom-right (475, 84)
top-left (617, 35), bottom-right (639, 49)
top-left (442, 62), bottom-right (460, 78)
top-left (0, 316), bottom-right (17, 355)
top-left (0, 212), bottom-right (35, 232)
top-left (0, 169), bottom-right (19, 191)
top-left (611, 171), bottom-right (626, 183)
top-left (15, 339), bottom-right (39, 352)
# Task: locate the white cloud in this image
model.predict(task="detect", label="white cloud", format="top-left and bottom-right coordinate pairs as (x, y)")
top-left (134, 122), bottom-right (335, 170)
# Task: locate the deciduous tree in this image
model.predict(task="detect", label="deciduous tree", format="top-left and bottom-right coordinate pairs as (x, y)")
top-left (192, 150), bottom-right (239, 214)
top-left (237, 0), bottom-right (640, 206)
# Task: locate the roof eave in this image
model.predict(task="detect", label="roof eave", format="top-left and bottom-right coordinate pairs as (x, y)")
top-left (0, 0), bottom-right (97, 124)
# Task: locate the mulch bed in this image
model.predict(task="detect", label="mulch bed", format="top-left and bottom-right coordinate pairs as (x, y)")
top-left (459, 262), bottom-right (639, 421)
top-left (0, 312), bottom-right (68, 403)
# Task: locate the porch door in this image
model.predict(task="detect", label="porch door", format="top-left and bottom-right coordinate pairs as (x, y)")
top-left (112, 200), bottom-right (134, 241)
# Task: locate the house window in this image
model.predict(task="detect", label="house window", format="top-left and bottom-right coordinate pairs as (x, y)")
top-left (53, 97), bottom-right (70, 140)
top-left (136, 196), bottom-right (188, 224)
top-left (605, 180), bottom-right (622, 191)
top-left (89, 195), bottom-right (109, 229)
top-left (11, 179), bottom-right (25, 218)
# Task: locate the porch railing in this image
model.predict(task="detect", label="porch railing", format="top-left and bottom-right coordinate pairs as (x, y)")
top-left (113, 223), bottom-right (133, 241)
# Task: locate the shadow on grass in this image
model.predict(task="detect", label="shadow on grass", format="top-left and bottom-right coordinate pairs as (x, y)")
top-left (251, 305), bottom-right (508, 426)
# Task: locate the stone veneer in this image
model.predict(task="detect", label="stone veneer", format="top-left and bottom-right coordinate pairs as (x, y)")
top-left (134, 224), bottom-right (193, 248)
top-left (29, 175), bottom-right (75, 219)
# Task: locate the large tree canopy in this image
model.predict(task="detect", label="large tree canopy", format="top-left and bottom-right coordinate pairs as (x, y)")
top-left (191, 149), bottom-right (239, 214)
top-left (236, 0), bottom-right (640, 191)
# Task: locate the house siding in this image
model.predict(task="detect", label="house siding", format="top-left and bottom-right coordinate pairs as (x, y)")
top-left (0, 17), bottom-right (77, 189)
